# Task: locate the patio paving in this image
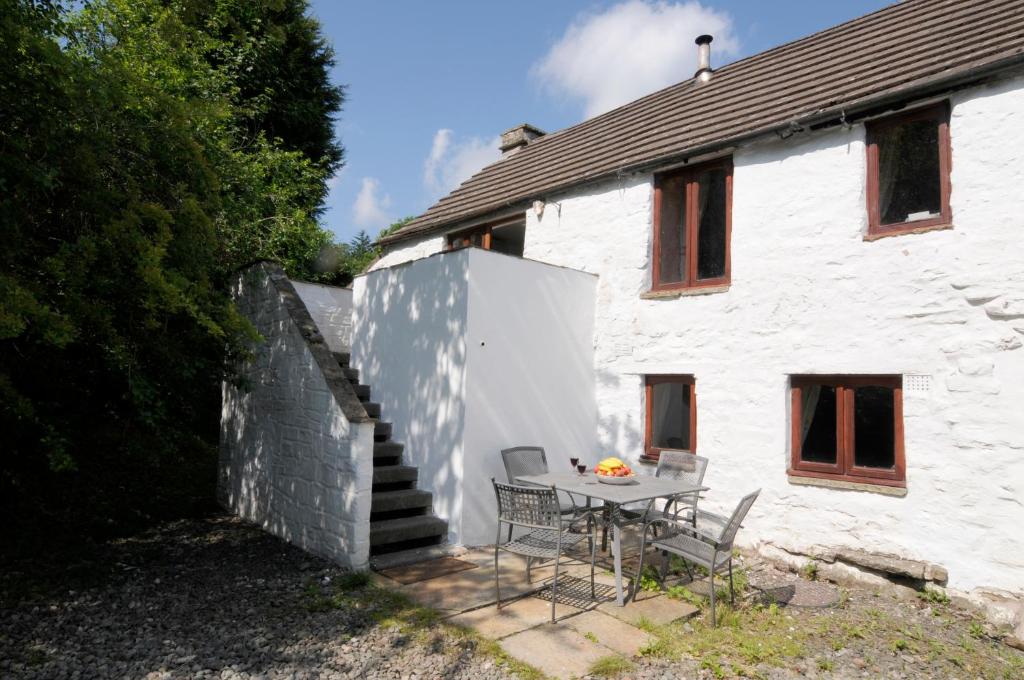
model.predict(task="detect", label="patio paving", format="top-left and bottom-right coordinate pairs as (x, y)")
top-left (377, 547), bottom-right (699, 679)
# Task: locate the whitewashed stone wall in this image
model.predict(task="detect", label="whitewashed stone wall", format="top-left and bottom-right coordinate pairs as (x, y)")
top-left (375, 75), bottom-right (1024, 597)
top-left (292, 280), bottom-right (353, 352)
top-left (370, 234), bottom-right (446, 271)
top-left (219, 262), bottom-right (375, 569)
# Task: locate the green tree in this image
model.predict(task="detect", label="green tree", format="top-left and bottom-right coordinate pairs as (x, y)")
top-left (0, 0), bottom-right (343, 548)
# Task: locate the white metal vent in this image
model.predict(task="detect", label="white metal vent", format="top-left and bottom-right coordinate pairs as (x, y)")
top-left (904, 374), bottom-right (932, 393)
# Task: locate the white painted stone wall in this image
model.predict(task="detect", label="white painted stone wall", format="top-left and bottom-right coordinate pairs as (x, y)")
top-left (375, 75), bottom-right (1024, 595)
top-left (370, 234), bottom-right (446, 271)
top-left (219, 263), bottom-right (375, 569)
top-left (351, 248), bottom-right (598, 546)
top-left (292, 281), bottom-right (353, 352)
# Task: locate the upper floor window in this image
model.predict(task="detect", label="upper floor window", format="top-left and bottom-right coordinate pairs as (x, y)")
top-left (644, 375), bottom-right (696, 462)
top-left (866, 103), bottom-right (951, 237)
top-left (652, 158), bottom-right (732, 292)
top-left (790, 375), bottom-right (905, 487)
top-left (445, 218), bottom-right (525, 256)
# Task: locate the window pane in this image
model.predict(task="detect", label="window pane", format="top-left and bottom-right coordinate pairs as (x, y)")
top-left (877, 118), bottom-right (941, 225)
top-left (652, 382), bottom-right (691, 450)
top-left (657, 175), bottom-right (686, 284)
top-left (853, 386), bottom-right (895, 469)
top-left (800, 385), bottom-right (837, 464)
top-left (696, 168), bottom-right (727, 280)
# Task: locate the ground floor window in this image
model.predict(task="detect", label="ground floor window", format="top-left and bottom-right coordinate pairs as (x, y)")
top-left (644, 375), bottom-right (696, 462)
top-left (790, 375), bottom-right (905, 487)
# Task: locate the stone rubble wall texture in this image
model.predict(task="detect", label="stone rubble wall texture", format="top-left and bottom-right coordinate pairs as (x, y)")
top-left (218, 263), bottom-right (374, 569)
top-left (375, 75), bottom-right (1024, 597)
top-left (291, 280), bottom-right (354, 352)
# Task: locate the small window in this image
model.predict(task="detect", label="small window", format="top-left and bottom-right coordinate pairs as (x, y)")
top-left (445, 218), bottom-right (525, 256)
top-left (790, 376), bottom-right (905, 487)
top-left (866, 103), bottom-right (951, 236)
top-left (644, 376), bottom-right (696, 461)
top-left (652, 159), bottom-right (731, 291)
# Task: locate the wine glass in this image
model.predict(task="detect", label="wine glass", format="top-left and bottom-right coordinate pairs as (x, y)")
top-left (569, 457), bottom-right (579, 470)
top-left (576, 464), bottom-right (588, 475)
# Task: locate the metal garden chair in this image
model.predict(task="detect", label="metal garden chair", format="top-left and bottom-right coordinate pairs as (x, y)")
top-left (492, 479), bottom-right (598, 623)
top-left (500, 446), bottom-right (584, 539)
top-left (622, 452), bottom-right (709, 527)
top-left (635, 489), bottom-right (760, 626)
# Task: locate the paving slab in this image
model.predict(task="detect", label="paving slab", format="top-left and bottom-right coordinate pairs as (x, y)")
top-left (396, 560), bottom-right (537, 615)
top-left (448, 596), bottom-right (583, 639)
top-left (598, 593), bottom-right (698, 626)
top-left (500, 623), bottom-right (609, 680)
top-left (564, 609), bottom-right (654, 656)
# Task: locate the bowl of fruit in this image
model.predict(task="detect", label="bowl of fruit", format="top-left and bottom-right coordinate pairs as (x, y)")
top-left (594, 457), bottom-right (636, 484)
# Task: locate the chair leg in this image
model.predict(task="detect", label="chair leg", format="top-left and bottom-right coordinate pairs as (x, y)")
top-left (494, 545), bottom-right (501, 611)
top-left (590, 528), bottom-right (597, 600)
top-left (682, 558), bottom-right (694, 582)
top-left (709, 569), bottom-right (716, 628)
top-left (600, 506), bottom-right (609, 552)
top-left (551, 555), bottom-right (560, 623)
top-left (526, 556), bottom-right (532, 583)
top-left (633, 537), bottom-right (647, 604)
top-left (660, 550), bottom-right (670, 583)
top-left (728, 558), bottom-right (735, 606)
top-left (507, 524), bottom-right (513, 543)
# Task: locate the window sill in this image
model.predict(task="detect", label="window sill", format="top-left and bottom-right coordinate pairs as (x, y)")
top-left (641, 284), bottom-right (730, 300)
top-left (864, 222), bottom-right (953, 241)
top-left (787, 473), bottom-right (907, 497)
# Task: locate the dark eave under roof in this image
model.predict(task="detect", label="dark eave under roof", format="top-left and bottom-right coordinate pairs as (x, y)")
top-left (381, 0), bottom-right (1024, 247)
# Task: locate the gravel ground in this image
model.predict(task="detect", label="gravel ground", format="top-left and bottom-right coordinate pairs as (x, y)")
top-left (0, 515), bottom-right (516, 680)
top-left (2, 515), bottom-right (1021, 680)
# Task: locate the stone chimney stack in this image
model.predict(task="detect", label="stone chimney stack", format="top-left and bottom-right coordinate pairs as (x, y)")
top-left (500, 124), bottom-right (546, 157)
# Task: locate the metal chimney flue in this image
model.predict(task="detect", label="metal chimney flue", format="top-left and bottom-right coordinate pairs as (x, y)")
top-left (695, 34), bottom-right (713, 83)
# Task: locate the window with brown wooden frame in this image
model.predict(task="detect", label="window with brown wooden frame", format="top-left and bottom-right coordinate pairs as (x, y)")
top-left (446, 225), bottom-right (491, 251)
top-left (643, 375), bottom-right (696, 462)
top-left (866, 103), bottom-right (952, 237)
top-left (444, 217), bottom-right (526, 256)
top-left (651, 158), bottom-right (732, 292)
top-left (790, 376), bottom-right (905, 487)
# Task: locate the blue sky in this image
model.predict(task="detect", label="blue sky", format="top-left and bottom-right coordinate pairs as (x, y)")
top-left (312, 1), bottom-right (891, 243)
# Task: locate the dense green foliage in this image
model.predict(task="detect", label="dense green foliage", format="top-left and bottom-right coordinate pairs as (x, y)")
top-left (319, 217), bottom-right (415, 286)
top-left (0, 0), bottom-right (346, 547)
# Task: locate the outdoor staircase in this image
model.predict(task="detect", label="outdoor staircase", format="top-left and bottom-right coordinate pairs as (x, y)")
top-left (332, 352), bottom-right (449, 565)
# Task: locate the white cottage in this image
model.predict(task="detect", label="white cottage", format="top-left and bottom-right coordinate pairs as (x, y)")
top-left (363, 0), bottom-right (1024, 595)
top-left (222, 0), bottom-right (1024, 627)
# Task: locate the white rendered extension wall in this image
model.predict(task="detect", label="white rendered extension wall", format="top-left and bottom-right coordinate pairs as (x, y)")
top-left (375, 76), bottom-right (1024, 596)
top-left (292, 280), bottom-right (353, 352)
top-left (219, 262), bottom-right (375, 569)
top-left (352, 248), bottom-right (597, 546)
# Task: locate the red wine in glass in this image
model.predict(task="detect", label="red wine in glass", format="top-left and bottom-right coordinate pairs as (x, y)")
top-left (576, 464), bottom-right (588, 475)
top-left (569, 457), bottom-right (579, 470)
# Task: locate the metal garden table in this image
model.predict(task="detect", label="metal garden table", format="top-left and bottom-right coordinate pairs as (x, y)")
top-left (516, 471), bottom-right (706, 606)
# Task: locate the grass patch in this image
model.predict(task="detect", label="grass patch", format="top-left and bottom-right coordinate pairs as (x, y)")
top-left (801, 561), bottom-right (818, 581)
top-left (584, 631), bottom-right (599, 643)
top-left (918, 586), bottom-right (951, 605)
top-left (588, 654), bottom-right (634, 677)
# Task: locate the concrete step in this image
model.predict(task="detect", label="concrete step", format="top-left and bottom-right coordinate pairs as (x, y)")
top-left (363, 402), bottom-right (381, 419)
top-left (371, 489), bottom-right (432, 515)
top-left (373, 421), bottom-right (391, 441)
top-left (370, 544), bottom-right (460, 571)
top-left (372, 465), bottom-right (417, 485)
top-left (373, 441), bottom-right (403, 464)
top-left (370, 515), bottom-right (448, 547)
top-left (332, 351), bottom-right (350, 367)
top-left (342, 367), bottom-right (359, 383)
top-left (353, 384), bottom-right (370, 400)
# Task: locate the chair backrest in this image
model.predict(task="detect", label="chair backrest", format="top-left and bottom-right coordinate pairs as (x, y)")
top-left (656, 452), bottom-right (708, 486)
top-left (718, 489), bottom-right (761, 549)
top-left (501, 446), bottom-right (549, 483)
top-left (492, 479), bottom-right (561, 529)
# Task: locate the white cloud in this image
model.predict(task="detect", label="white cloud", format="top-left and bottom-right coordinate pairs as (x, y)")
top-left (423, 129), bottom-right (501, 198)
top-left (352, 177), bottom-right (391, 229)
top-left (532, 1), bottom-right (740, 119)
